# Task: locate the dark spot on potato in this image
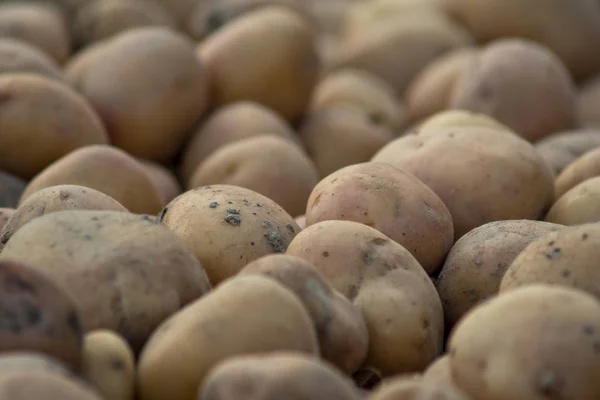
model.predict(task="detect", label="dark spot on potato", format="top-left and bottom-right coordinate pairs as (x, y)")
top-left (422, 319), bottom-right (430, 329)
top-left (537, 371), bottom-right (563, 396)
top-left (24, 302), bottom-right (41, 326)
top-left (583, 325), bottom-right (595, 335)
top-left (256, 203), bottom-right (262, 207)
top-left (348, 284), bottom-right (359, 300)
top-left (476, 360), bottom-right (487, 371)
top-left (225, 215), bottom-right (241, 226)
top-left (548, 241), bottom-right (555, 246)
top-left (227, 208), bottom-right (239, 215)
top-left (322, 251), bottom-right (329, 258)
top-left (546, 248), bottom-right (561, 260)
top-left (59, 191), bottom-right (70, 201)
top-left (0, 231), bottom-right (11, 244)
top-left (263, 220), bottom-right (273, 229)
top-left (67, 311), bottom-right (82, 335)
top-left (209, 202), bottom-right (219, 209)
top-left (369, 238), bottom-right (387, 246)
top-left (583, 233), bottom-right (589, 240)
top-left (285, 224), bottom-right (295, 233)
top-left (364, 253), bottom-right (375, 265)
top-left (561, 269), bottom-right (571, 278)
top-left (252, 212), bottom-right (257, 216)
top-left (250, 242), bottom-right (255, 246)
top-left (110, 358), bottom-right (125, 370)
top-left (157, 207), bottom-right (168, 222)
top-left (264, 232), bottom-right (285, 253)
top-left (227, 201), bottom-right (232, 205)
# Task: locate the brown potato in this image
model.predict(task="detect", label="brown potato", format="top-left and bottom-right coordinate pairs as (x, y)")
top-left (20, 145), bottom-right (163, 215)
top-left (415, 109), bottom-right (512, 134)
top-left (547, 177), bottom-right (600, 225)
top-left (0, 172), bottom-right (25, 208)
top-left (536, 129), bottom-right (600, 176)
top-left (369, 376), bottom-right (468, 400)
top-left (198, 6), bottom-right (320, 121)
top-left (139, 161), bottom-right (182, 207)
top-left (0, 371), bottom-right (102, 399)
top-left (555, 146), bottom-right (600, 198)
top-left (152, 0), bottom-right (198, 27)
top-left (0, 38), bottom-right (62, 80)
top-left (1, 211), bottom-right (212, 352)
top-left (423, 355), bottom-right (465, 394)
top-left (579, 75), bottom-right (600, 127)
top-left (306, 162), bottom-right (454, 275)
top-left (189, 135), bottom-right (318, 217)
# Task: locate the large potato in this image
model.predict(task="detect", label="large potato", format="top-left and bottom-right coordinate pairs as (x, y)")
top-left (555, 146), bottom-right (600, 198)
top-left (0, 38), bottom-right (62, 80)
top-left (0, 172), bottom-right (26, 208)
top-left (198, 6), bottom-right (320, 121)
top-left (159, 185), bottom-right (300, 285)
top-left (372, 126), bottom-right (555, 239)
top-left (0, 371), bottom-right (102, 399)
top-left (536, 129), bottom-right (600, 176)
top-left (138, 275), bottom-right (319, 400)
top-left (0, 211), bottom-right (212, 352)
top-left (579, 75), bottom-right (600, 128)
top-left (138, 161), bottom-right (182, 207)
top-left (306, 162), bottom-right (454, 275)
top-left (546, 177), bottom-right (600, 225)
top-left (0, 352), bottom-right (73, 377)
top-left (20, 145), bottom-right (163, 215)
top-left (448, 285), bottom-right (600, 400)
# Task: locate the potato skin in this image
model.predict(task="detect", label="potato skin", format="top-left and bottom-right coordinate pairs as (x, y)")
top-left (415, 109), bottom-right (512, 134)
top-left (546, 177), bottom-right (600, 225)
top-left (138, 275), bottom-right (319, 400)
top-left (0, 209), bottom-right (14, 234)
top-left (536, 129), bottom-right (600, 176)
top-left (0, 38), bottom-right (62, 80)
top-left (369, 376), bottom-right (468, 400)
top-left (448, 285), bottom-right (600, 400)
top-left (0, 371), bottom-right (103, 400)
top-left (555, 146), bottom-right (600, 198)
top-left (0, 352), bottom-right (73, 377)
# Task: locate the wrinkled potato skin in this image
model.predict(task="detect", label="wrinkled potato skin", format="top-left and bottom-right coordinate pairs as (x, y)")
top-left (555, 147), bottom-right (600, 198)
top-left (536, 130), bottom-right (600, 176)
top-left (547, 177), bottom-right (600, 225)
top-left (0, 38), bottom-right (62, 80)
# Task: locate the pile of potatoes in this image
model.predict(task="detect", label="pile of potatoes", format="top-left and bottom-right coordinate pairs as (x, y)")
top-left (2, 0), bottom-right (600, 399)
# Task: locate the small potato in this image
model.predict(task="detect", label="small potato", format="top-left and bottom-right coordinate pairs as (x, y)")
top-left (138, 161), bottom-right (182, 207)
top-left (449, 39), bottom-right (577, 142)
top-left (448, 285), bottom-right (600, 400)
top-left (0, 38), bottom-right (62, 80)
top-left (0, 172), bottom-right (26, 208)
top-left (369, 376), bottom-right (468, 400)
top-left (536, 129), bottom-right (600, 176)
top-left (435, 220), bottom-right (564, 329)
top-left (20, 145), bottom-right (163, 215)
top-left (0, 371), bottom-right (102, 399)
top-left (138, 275), bottom-right (319, 400)
top-left (547, 177), bottom-right (600, 225)
top-left (82, 330), bottom-right (135, 400)
top-left (555, 147), bottom-right (600, 198)
top-left (306, 162), bottom-right (454, 275)
top-left (415, 109), bottom-right (512, 134)
top-left (189, 135), bottom-right (319, 217)
top-left (159, 185), bottom-right (300, 285)
top-left (299, 107), bottom-right (394, 177)
top-left (579, 75), bottom-right (600, 128)
top-left (199, 353), bottom-right (362, 400)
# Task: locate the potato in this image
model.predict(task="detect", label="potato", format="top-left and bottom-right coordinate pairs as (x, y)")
top-left (311, 68), bottom-right (407, 134)
top-left (446, 0), bottom-right (600, 79)
top-left (555, 146), bottom-right (600, 198)
top-left (579, 75), bottom-right (600, 127)
top-left (159, 185), bottom-right (300, 285)
top-left (546, 177), bottom-right (600, 225)
top-left (436, 220), bottom-right (564, 329)
top-left (0, 3), bottom-right (71, 64)
top-left (295, 214), bottom-right (306, 230)
top-left (20, 145), bottom-right (163, 215)
top-left (197, 6), bottom-right (320, 121)
top-left (0, 352), bottom-right (73, 377)
top-left (67, 27), bottom-right (209, 163)
top-left (415, 109), bottom-right (512, 134)
top-left (369, 376), bottom-right (468, 400)
top-left (0, 210), bottom-right (212, 352)
top-left (199, 353), bottom-right (362, 400)
top-left (152, 0), bottom-right (198, 27)
top-left (139, 161), bottom-right (182, 207)
top-left (0, 209), bottom-right (14, 234)
top-left (306, 162), bottom-right (454, 275)
top-left (178, 101), bottom-right (300, 184)
top-left (500, 223), bottom-right (600, 301)
top-left (0, 73), bottom-right (108, 179)
top-left (82, 330), bottom-right (135, 400)
top-left (406, 48), bottom-right (478, 123)
top-left (448, 285), bottom-right (600, 400)
top-left (536, 129), bottom-right (600, 176)
top-left (286, 220), bottom-right (444, 376)
top-left (239, 254), bottom-right (369, 373)
top-left (299, 107), bottom-right (394, 177)
top-left (0, 371), bottom-right (102, 399)
top-left (189, 135), bottom-right (318, 217)
top-left (423, 355), bottom-right (465, 393)
top-left (449, 39), bottom-right (577, 142)
top-left (0, 259), bottom-right (83, 370)
top-left (372, 126), bottom-right (555, 240)
top-left (0, 38), bottom-right (62, 80)
top-left (0, 172), bottom-right (26, 208)
top-left (138, 275), bottom-right (319, 400)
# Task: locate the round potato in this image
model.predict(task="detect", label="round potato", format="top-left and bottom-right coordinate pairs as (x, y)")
top-left (372, 126), bottom-right (555, 240)
top-left (20, 145), bottom-right (163, 215)
top-left (305, 162), bottom-right (454, 275)
top-left (536, 129), bottom-right (600, 176)
top-left (0, 352), bottom-right (73, 377)
top-left (369, 376), bottom-right (468, 400)
top-left (546, 177), bottom-right (600, 225)
top-left (0, 172), bottom-right (26, 209)
top-left (1, 211), bottom-right (212, 352)
top-left (423, 355), bottom-right (465, 394)
top-left (189, 135), bottom-right (318, 217)
top-left (436, 220), bottom-right (564, 329)
top-left (448, 285), bottom-right (600, 400)
top-left (579, 75), bottom-right (600, 128)
top-left (0, 38), bottom-right (62, 80)
top-left (138, 275), bottom-right (319, 400)
top-left (138, 161), bottom-right (182, 207)
top-left (0, 371), bottom-right (102, 399)
top-left (555, 146), bottom-right (600, 198)
top-left (414, 109), bottom-right (512, 134)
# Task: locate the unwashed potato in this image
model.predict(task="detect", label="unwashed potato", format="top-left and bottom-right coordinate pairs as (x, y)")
top-left (286, 220), bottom-right (444, 376)
top-left (189, 135), bottom-right (319, 217)
top-left (536, 129), bottom-right (600, 176)
top-left (66, 27), bottom-right (209, 162)
top-left (305, 162), bottom-right (454, 275)
top-left (369, 376), bottom-right (468, 400)
top-left (197, 6), bottom-right (320, 121)
top-left (0, 2), bottom-right (71, 64)
top-left (0, 172), bottom-right (26, 208)
top-left (0, 209), bottom-right (14, 233)
top-left (0, 211), bottom-right (212, 352)
top-left (0, 38), bottom-right (62, 80)
top-left (546, 177), bottom-right (600, 225)
top-left (82, 330), bottom-right (135, 400)
top-left (500, 223), bottom-right (600, 301)
top-left (138, 161), bottom-right (182, 207)
top-left (239, 254), bottom-right (369, 373)
top-left (138, 275), bottom-right (319, 400)
top-left (449, 39), bottom-right (577, 142)
top-left (0, 73), bottom-right (109, 180)
top-left (448, 285), bottom-right (600, 400)
top-left (555, 146), bottom-right (600, 198)
top-left (20, 145), bottom-right (163, 215)
top-left (178, 101), bottom-right (300, 184)
top-left (0, 371), bottom-right (103, 399)
top-left (414, 109), bottom-right (512, 134)
top-left (299, 107), bottom-right (394, 177)
top-left (436, 220), bottom-right (564, 329)
top-left (372, 126), bottom-right (555, 240)
top-left (579, 75), bottom-right (600, 128)
top-left (159, 185), bottom-right (300, 285)
top-left (199, 353), bottom-right (362, 400)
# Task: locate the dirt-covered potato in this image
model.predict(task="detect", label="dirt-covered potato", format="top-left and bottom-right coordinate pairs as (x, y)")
top-left (199, 353), bottom-right (362, 400)
top-left (306, 162), bottom-right (453, 275)
top-left (66, 27), bottom-right (209, 163)
top-left (239, 254), bottom-right (369, 373)
top-left (579, 75), bottom-right (600, 128)
top-left (159, 185), bottom-right (300, 285)
top-left (139, 161), bottom-right (182, 207)
top-left (0, 38), bottom-right (62, 80)
top-left (189, 135), bottom-right (318, 217)
top-left (82, 330), bottom-right (135, 400)
top-left (20, 145), bottom-right (163, 215)
top-left (369, 376), bottom-right (468, 400)
top-left (449, 39), bottom-right (577, 142)
top-left (500, 223), bottom-right (600, 300)
top-left (546, 177), bottom-right (600, 225)
top-left (555, 146), bottom-right (600, 198)
top-left (414, 109), bottom-right (512, 134)
top-left (197, 6), bottom-right (320, 121)
top-left (536, 129), bottom-right (600, 176)
top-left (1, 211), bottom-right (212, 352)
top-left (0, 371), bottom-right (103, 399)
top-left (299, 107), bottom-right (394, 177)
top-left (436, 220), bottom-right (564, 329)
top-left (287, 220), bottom-right (444, 376)
top-left (372, 126), bottom-right (555, 239)
top-left (138, 275), bottom-right (319, 400)
top-left (0, 73), bottom-right (108, 179)
top-left (0, 172), bottom-right (26, 209)
top-left (448, 285), bottom-right (600, 400)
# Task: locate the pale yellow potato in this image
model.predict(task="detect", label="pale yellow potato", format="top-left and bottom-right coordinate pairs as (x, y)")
top-left (547, 177), bottom-right (600, 225)
top-left (0, 371), bottom-right (103, 400)
top-left (555, 146), bottom-right (600, 198)
top-left (415, 109), bottom-right (512, 134)
top-left (369, 376), bottom-right (468, 400)
top-left (536, 129), bottom-right (600, 176)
